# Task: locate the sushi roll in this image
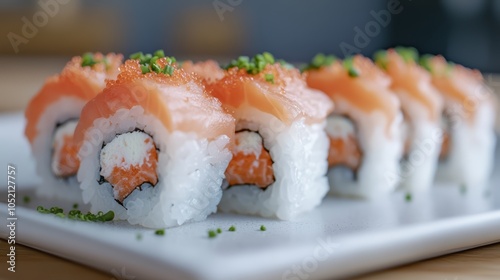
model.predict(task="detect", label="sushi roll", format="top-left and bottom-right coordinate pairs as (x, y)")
top-left (420, 55), bottom-right (497, 190)
top-left (74, 51), bottom-right (235, 228)
top-left (374, 48), bottom-right (443, 192)
top-left (24, 53), bottom-right (122, 201)
top-left (201, 53), bottom-right (334, 220)
top-left (305, 54), bottom-right (403, 198)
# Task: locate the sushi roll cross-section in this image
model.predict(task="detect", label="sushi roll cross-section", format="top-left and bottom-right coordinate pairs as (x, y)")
top-left (73, 51), bottom-right (235, 228)
top-left (188, 53), bottom-right (334, 220)
top-left (24, 53), bottom-right (123, 201)
top-left (305, 54), bottom-right (403, 199)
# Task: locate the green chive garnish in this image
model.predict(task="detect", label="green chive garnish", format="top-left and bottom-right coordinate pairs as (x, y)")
top-left (163, 65), bottom-right (174, 76)
top-left (72, 203), bottom-right (78, 209)
top-left (141, 64), bottom-right (150, 74)
top-left (228, 225), bottom-right (236, 232)
top-left (260, 225), bottom-right (266, 231)
top-left (225, 52), bottom-right (277, 75)
top-left (264, 73), bottom-right (274, 84)
top-left (37, 206), bottom-right (50, 214)
top-left (460, 184), bottom-right (467, 194)
top-left (81, 52), bottom-right (97, 67)
top-left (208, 230), bottom-right (217, 238)
top-left (419, 54), bottom-right (434, 72)
top-left (405, 193), bottom-right (412, 202)
top-left (130, 50), bottom-right (176, 76)
top-left (154, 50), bottom-right (165, 58)
top-left (155, 229), bottom-right (165, 236)
top-left (373, 50), bottom-right (389, 70)
top-left (303, 53), bottom-right (337, 72)
top-left (23, 196), bottom-right (30, 204)
top-left (217, 228), bottom-right (222, 234)
top-left (343, 57), bottom-right (359, 77)
top-left (395, 46), bottom-right (418, 63)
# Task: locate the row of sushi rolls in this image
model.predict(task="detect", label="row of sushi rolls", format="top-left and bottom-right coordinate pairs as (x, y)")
top-left (25, 47), bottom-right (497, 228)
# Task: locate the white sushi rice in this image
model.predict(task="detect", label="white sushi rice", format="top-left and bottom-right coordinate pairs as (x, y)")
top-left (218, 107), bottom-right (330, 220)
top-left (78, 105), bottom-right (231, 228)
top-left (327, 98), bottom-right (403, 199)
top-left (436, 100), bottom-right (496, 190)
top-left (394, 89), bottom-right (443, 192)
top-left (31, 97), bottom-right (86, 202)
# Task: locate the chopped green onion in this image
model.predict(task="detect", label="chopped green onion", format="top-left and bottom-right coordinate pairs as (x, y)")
top-left (225, 52), bottom-right (277, 75)
top-left (208, 230), bottom-right (217, 238)
top-left (55, 212), bottom-right (65, 218)
top-left (373, 50), bottom-right (389, 70)
top-left (343, 57), bottom-right (359, 78)
top-left (419, 54), bottom-right (434, 72)
top-left (163, 65), bottom-right (174, 76)
top-left (23, 196), bottom-right (30, 203)
top-left (460, 184), bottom-right (467, 194)
top-left (216, 228), bottom-right (222, 234)
top-left (395, 46), bottom-right (418, 63)
top-left (405, 193), bottom-right (412, 202)
top-left (81, 52), bottom-right (97, 68)
top-left (228, 225), bottom-right (236, 232)
top-left (154, 49), bottom-right (165, 58)
top-left (37, 206), bottom-right (50, 214)
top-left (155, 229), bottom-right (165, 236)
top-left (303, 53), bottom-right (337, 72)
top-left (72, 203), bottom-right (78, 209)
top-left (264, 73), bottom-right (274, 84)
top-left (260, 225), bottom-right (266, 231)
top-left (130, 52), bottom-right (144, 60)
top-left (141, 64), bottom-right (150, 74)
top-left (151, 63), bottom-right (162, 73)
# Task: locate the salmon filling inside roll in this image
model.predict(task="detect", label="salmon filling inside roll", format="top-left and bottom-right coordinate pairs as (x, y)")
top-left (99, 131), bottom-right (159, 202)
top-left (52, 120), bottom-right (80, 178)
top-left (325, 115), bottom-right (362, 171)
top-left (225, 130), bottom-right (275, 188)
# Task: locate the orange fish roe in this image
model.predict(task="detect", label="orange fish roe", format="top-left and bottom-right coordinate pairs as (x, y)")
top-left (327, 135), bottom-right (361, 170)
top-left (101, 135), bottom-right (159, 202)
top-left (225, 131), bottom-right (274, 188)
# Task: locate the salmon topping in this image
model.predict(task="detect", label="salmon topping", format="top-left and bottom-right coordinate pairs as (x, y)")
top-left (225, 131), bottom-right (274, 188)
top-left (100, 132), bottom-right (158, 202)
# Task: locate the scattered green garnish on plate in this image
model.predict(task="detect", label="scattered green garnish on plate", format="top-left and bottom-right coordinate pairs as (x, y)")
top-left (208, 230), bottom-right (217, 238)
top-left (460, 184), bottom-right (467, 195)
top-left (217, 228), bottom-right (222, 234)
top-left (23, 196), bottom-right (30, 204)
top-left (260, 225), bottom-right (266, 231)
top-left (405, 193), bottom-right (412, 202)
top-left (37, 206), bottom-right (114, 222)
top-left (136, 233), bottom-right (142, 241)
top-left (228, 225), bottom-right (236, 232)
top-left (72, 203), bottom-right (78, 209)
top-left (155, 229), bottom-right (165, 236)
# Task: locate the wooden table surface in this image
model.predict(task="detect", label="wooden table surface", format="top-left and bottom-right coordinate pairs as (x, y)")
top-left (1, 57), bottom-right (499, 279)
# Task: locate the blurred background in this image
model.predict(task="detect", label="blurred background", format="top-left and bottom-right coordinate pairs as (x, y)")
top-left (0, 0), bottom-right (500, 112)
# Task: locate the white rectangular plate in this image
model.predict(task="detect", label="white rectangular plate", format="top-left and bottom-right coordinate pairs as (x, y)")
top-left (1, 112), bottom-right (499, 280)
